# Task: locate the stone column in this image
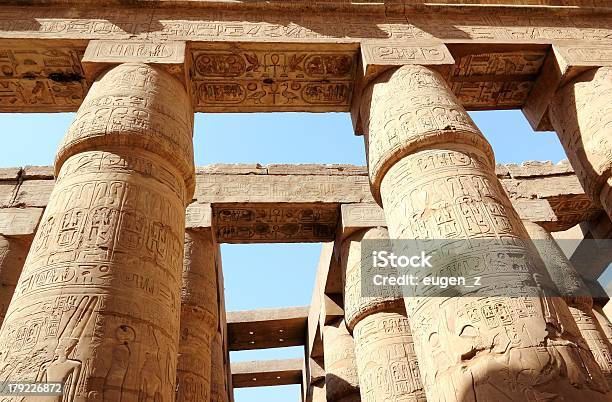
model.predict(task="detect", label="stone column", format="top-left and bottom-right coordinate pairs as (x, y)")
top-left (0, 235), bottom-right (32, 325)
top-left (342, 227), bottom-right (425, 402)
top-left (548, 67), bottom-right (612, 221)
top-left (523, 220), bottom-right (612, 386)
top-left (0, 62), bottom-right (194, 400)
top-left (360, 64), bottom-right (611, 400)
top-left (323, 318), bottom-right (360, 402)
top-left (594, 306), bottom-right (612, 349)
top-left (176, 229), bottom-right (219, 401)
top-left (211, 330), bottom-right (229, 402)
top-left (311, 378), bottom-right (326, 402)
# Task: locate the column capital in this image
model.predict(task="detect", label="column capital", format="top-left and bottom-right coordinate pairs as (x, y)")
top-left (55, 62), bottom-right (196, 201)
top-left (350, 41), bottom-right (455, 135)
top-left (523, 43), bottom-right (612, 131)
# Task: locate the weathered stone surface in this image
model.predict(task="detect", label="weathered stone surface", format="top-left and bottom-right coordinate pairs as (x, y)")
top-left (213, 203), bottom-right (339, 243)
top-left (311, 378), bottom-right (326, 402)
top-left (549, 67), bottom-right (612, 223)
top-left (0, 162), bottom-right (601, 240)
top-left (342, 227), bottom-right (425, 402)
top-left (211, 331), bottom-right (229, 402)
top-left (0, 168), bottom-right (20, 181)
top-left (176, 229), bottom-right (219, 402)
top-left (0, 63), bottom-right (195, 400)
top-left (524, 220), bottom-right (612, 387)
top-left (0, 235), bottom-right (31, 325)
top-left (227, 306), bottom-right (308, 351)
top-left (185, 203), bottom-right (212, 229)
top-left (190, 43), bottom-right (357, 112)
top-left (10, 179), bottom-right (54, 207)
top-left (196, 174), bottom-right (373, 204)
top-left (323, 318), bottom-right (360, 402)
top-left (361, 64), bottom-right (611, 400)
top-left (0, 208), bottom-right (43, 236)
top-left (22, 165), bottom-right (54, 179)
top-left (231, 358), bottom-right (303, 388)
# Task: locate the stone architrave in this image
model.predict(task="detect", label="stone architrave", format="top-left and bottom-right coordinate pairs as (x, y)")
top-left (548, 67), bottom-right (612, 222)
top-left (323, 318), bottom-right (360, 402)
top-left (523, 220), bottom-right (612, 387)
top-left (0, 62), bottom-right (195, 400)
top-left (0, 235), bottom-right (32, 325)
top-left (342, 226), bottom-right (425, 402)
top-left (176, 229), bottom-right (220, 402)
top-left (360, 63), bottom-right (611, 400)
top-left (211, 330), bottom-right (229, 402)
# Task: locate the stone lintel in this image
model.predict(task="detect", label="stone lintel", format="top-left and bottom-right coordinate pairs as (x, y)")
top-left (0, 163), bottom-right (601, 239)
top-left (523, 43), bottom-right (612, 131)
top-left (0, 207), bottom-right (43, 237)
top-left (226, 307), bottom-right (308, 351)
top-left (351, 41), bottom-right (455, 134)
top-left (81, 40), bottom-right (187, 84)
top-left (231, 359), bottom-right (303, 388)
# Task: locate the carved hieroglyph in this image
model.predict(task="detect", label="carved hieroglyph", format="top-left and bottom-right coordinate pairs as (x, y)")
top-left (0, 62), bottom-right (195, 400)
top-left (0, 235), bottom-right (31, 325)
top-left (342, 227), bottom-right (425, 402)
top-left (176, 230), bottom-right (220, 402)
top-left (523, 220), bottom-right (612, 387)
top-left (549, 67), bottom-right (612, 222)
top-left (323, 318), bottom-right (360, 402)
top-left (360, 64), bottom-right (611, 400)
top-left (211, 331), bottom-right (229, 402)
top-left (0, 44), bottom-right (88, 112)
top-left (190, 44), bottom-right (356, 112)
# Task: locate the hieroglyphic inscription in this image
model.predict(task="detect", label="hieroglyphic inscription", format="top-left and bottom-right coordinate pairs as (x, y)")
top-left (362, 64), bottom-right (612, 400)
top-left (190, 44), bottom-right (356, 111)
top-left (177, 230), bottom-right (219, 402)
top-left (524, 221), bottom-right (612, 387)
top-left (0, 6), bottom-right (611, 43)
top-left (213, 203), bottom-right (338, 243)
top-left (0, 63), bottom-right (194, 400)
top-left (549, 67), bottom-right (612, 221)
top-left (342, 227), bottom-right (425, 402)
top-left (323, 318), bottom-right (360, 401)
top-left (0, 45), bottom-right (87, 111)
top-left (450, 51), bottom-right (546, 109)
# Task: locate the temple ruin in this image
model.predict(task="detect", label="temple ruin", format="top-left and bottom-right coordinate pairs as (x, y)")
top-left (0, 0), bottom-right (611, 401)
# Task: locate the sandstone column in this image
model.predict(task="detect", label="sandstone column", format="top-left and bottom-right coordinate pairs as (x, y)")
top-left (342, 227), bottom-right (425, 402)
top-left (523, 220), bottom-right (612, 386)
top-left (176, 229), bottom-right (219, 401)
top-left (311, 378), bottom-right (326, 402)
top-left (360, 64), bottom-right (611, 400)
top-left (211, 330), bottom-right (229, 402)
top-left (323, 318), bottom-right (360, 402)
top-left (0, 235), bottom-right (32, 325)
top-left (548, 67), bottom-right (612, 221)
top-left (0, 62), bottom-right (195, 400)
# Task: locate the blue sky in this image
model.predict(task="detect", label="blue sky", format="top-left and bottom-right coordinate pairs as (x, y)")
top-left (0, 110), bottom-right (574, 401)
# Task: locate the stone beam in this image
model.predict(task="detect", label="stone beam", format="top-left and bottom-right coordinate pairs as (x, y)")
top-left (226, 307), bottom-right (308, 351)
top-left (231, 359), bottom-right (303, 388)
top-left (0, 4), bottom-right (610, 113)
top-left (0, 162), bottom-right (601, 242)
